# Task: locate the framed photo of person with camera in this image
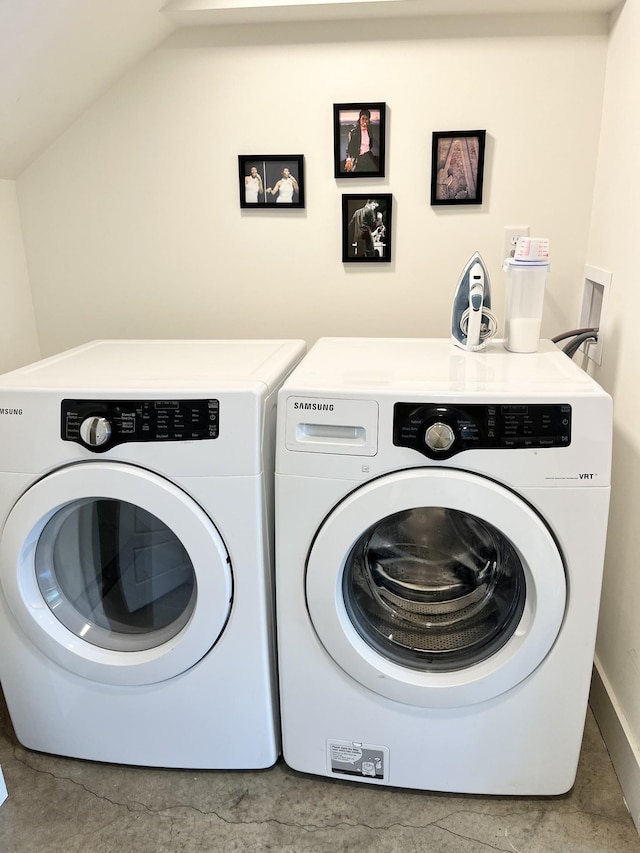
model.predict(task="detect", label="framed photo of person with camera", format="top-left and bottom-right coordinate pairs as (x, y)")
top-left (342, 194), bottom-right (392, 263)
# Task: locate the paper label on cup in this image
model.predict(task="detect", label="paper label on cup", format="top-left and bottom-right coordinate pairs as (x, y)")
top-left (514, 237), bottom-right (549, 262)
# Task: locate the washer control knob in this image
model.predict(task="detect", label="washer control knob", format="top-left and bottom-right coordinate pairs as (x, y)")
top-left (424, 421), bottom-right (455, 453)
top-left (79, 416), bottom-right (112, 448)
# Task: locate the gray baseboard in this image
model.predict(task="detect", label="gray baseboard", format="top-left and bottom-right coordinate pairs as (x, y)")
top-left (590, 658), bottom-right (640, 832)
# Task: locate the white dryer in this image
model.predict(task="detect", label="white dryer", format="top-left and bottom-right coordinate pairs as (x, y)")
top-left (275, 338), bottom-right (612, 794)
top-left (0, 338), bottom-right (305, 768)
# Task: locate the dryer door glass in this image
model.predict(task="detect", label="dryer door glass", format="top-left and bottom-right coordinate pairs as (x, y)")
top-left (35, 498), bottom-right (196, 652)
top-left (343, 507), bottom-right (526, 671)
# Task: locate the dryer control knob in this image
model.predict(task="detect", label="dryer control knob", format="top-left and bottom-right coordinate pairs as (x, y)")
top-left (79, 416), bottom-right (112, 448)
top-left (424, 421), bottom-right (455, 453)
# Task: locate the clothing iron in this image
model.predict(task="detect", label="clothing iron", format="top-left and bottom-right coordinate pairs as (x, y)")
top-left (451, 252), bottom-right (497, 351)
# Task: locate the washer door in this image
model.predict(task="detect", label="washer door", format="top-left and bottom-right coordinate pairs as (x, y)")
top-left (0, 463), bottom-right (232, 686)
top-left (306, 469), bottom-right (566, 708)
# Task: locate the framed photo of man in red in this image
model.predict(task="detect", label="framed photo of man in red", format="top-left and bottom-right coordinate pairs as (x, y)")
top-left (334, 103), bottom-right (386, 179)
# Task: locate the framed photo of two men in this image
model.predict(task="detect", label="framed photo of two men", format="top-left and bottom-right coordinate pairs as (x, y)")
top-left (238, 155), bottom-right (305, 208)
top-left (333, 103), bottom-right (386, 179)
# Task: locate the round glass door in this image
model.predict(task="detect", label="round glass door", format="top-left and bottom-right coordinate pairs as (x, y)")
top-left (36, 498), bottom-right (197, 653)
top-left (306, 468), bottom-right (566, 709)
top-left (0, 462), bottom-right (233, 686)
top-left (343, 507), bottom-right (526, 672)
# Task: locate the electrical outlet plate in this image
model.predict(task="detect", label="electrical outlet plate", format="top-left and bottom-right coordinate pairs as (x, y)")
top-left (502, 225), bottom-right (530, 261)
top-left (579, 264), bottom-right (612, 365)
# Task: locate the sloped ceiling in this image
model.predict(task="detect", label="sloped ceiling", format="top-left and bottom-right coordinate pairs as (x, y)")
top-left (164, 0), bottom-right (622, 26)
top-left (0, 0), bottom-right (622, 180)
top-left (0, 0), bottom-right (173, 179)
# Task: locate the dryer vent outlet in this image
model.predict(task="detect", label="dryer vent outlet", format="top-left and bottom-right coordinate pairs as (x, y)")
top-left (579, 265), bottom-right (612, 366)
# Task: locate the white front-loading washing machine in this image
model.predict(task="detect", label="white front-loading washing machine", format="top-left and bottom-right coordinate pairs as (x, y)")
top-left (0, 338), bottom-right (305, 768)
top-left (275, 337), bottom-right (612, 794)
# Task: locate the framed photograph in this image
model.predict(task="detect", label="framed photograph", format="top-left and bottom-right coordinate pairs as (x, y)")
top-left (430, 130), bottom-right (486, 205)
top-left (238, 155), bottom-right (304, 208)
top-left (333, 103), bottom-right (386, 179)
top-left (342, 194), bottom-right (392, 263)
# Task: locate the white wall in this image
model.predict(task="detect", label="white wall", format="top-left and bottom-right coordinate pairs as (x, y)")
top-left (0, 0), bottom-right (173, 178)
top-left (10, 2), bottom-right (640, 819)
top-left (585, 0), bottom-right (640, 829)
top-left (0, 181), bottom-right (40, 370)
top-left (16, 14), bottom-right (607, 356)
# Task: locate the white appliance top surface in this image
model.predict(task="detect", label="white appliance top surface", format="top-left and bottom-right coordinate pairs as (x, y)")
top-left (0, 339), bottom-right (305, 392)
top-left (284, 338), bottom-right (604, 396)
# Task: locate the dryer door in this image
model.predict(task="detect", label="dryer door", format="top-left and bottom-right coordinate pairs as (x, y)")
top-left (0, 462), bottom-right (232, 686)
top-left (306, 468), bottom-right (566, 708)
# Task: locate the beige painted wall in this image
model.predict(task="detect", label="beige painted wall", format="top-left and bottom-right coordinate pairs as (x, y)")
top-left (0, 181), bottom-right (40, 370)
top-left (16, 15), bottom-right (607, 356)
top-left (585, 0), bottom-right (640, 826)
top-left (10, 3), bottom-right (640, 817)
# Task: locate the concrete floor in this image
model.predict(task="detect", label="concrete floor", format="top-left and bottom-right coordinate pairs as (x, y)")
top-left (0, 688), bottom-right (638, 853)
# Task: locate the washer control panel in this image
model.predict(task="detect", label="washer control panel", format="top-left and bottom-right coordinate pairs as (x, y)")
top-left (61, 399), bottom-right (219, 453)
top-left (393, 403), bottom-right (571, 460)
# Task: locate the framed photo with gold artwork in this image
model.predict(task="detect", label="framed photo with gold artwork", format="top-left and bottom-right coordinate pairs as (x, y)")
top-left (431, 130), bottom-right (486, 205)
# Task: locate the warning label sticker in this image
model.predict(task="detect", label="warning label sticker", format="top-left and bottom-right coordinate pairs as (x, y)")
top-left (327, 740), bottom-right (387, 780)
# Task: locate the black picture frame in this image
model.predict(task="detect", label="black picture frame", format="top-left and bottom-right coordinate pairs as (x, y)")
top-left (333, 103), bottom-right (386, 179)
top-left (238, 155), bottom-right (305, 208)
top-left (342, 194), bottom-right (392, 263)
top-left (430, 130), bottom-right (486, 205)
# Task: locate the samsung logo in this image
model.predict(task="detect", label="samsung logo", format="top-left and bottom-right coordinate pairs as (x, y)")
top-left (293, 402), bottom-right (334, 411)
top-left (0, 408), bottom-right (22, 416)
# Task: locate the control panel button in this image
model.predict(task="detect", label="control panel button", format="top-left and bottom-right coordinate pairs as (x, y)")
top-left (79, 416), bottom-right (112, 448)
top-left (425, 422), bottom-right (455, 453)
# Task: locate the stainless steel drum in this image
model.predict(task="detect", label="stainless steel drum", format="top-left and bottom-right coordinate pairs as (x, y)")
top-left (342, 507), bottom-right (526, 671)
